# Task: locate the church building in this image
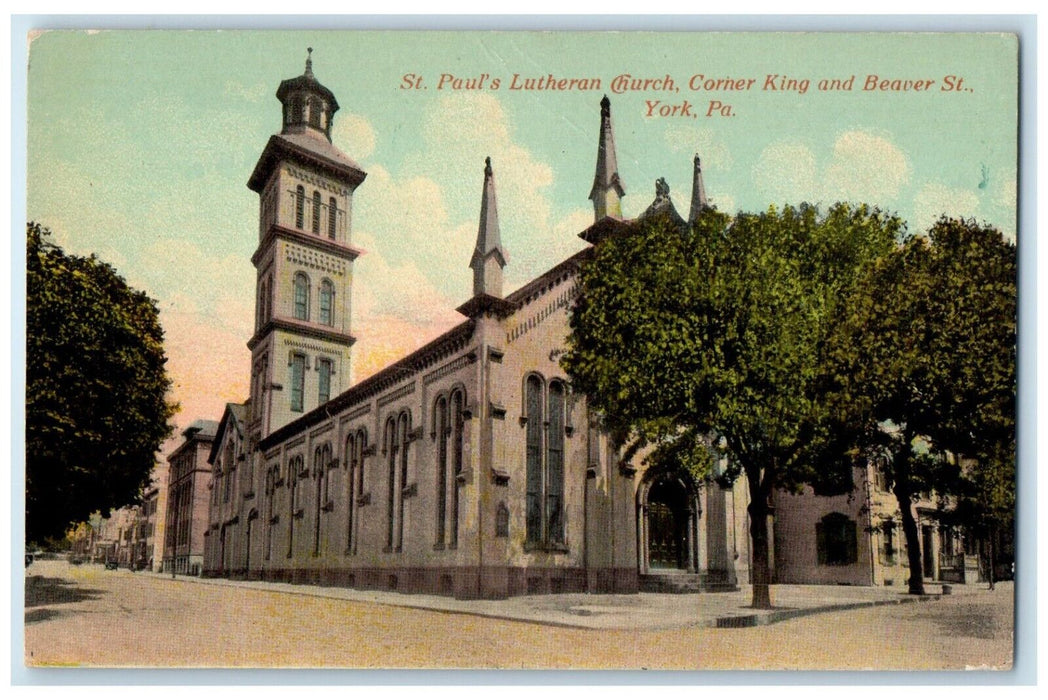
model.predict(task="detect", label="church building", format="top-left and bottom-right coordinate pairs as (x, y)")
top-left (201, 54), bottom-right (967, 597)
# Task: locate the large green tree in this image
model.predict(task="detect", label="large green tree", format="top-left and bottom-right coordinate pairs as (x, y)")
top-left (564, 204), bottom-right (900, 608)
top-left (826, 218), bottom-right (1016, 593)
top-left (26, 223), bottom-right (177, 544)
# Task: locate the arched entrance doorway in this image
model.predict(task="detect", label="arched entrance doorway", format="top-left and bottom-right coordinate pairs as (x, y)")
top-left (638, 468), bottom-right (700, 574)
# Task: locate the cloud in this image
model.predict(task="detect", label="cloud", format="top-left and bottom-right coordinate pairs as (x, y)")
top-left (912, 183), bottom-right (981, 234)
top-left (823, 130), bottom-right (911, 204)
top-left (332, 112), bottom-right (376, 161)
top-left (663, 124), bottom-right (733, 170)
top-left (752, 140), bottom-right (817, 206)
top-left (752, 130), bottom-right (911, 210)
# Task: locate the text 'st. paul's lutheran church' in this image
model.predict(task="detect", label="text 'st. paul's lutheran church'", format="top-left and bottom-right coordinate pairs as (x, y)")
top-left (201, 55), bottom-right (961, 597)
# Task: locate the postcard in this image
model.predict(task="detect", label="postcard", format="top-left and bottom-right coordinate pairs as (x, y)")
top-left (23, 29), bottom-right (1018, 671)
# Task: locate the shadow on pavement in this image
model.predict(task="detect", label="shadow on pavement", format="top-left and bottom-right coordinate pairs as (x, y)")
top-left (25, 575), bottom-right (104, 625)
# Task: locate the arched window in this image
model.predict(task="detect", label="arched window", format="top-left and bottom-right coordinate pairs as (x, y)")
top-left (263, 466), bottom-right (276, 561)
top-left (328, 197), bottom-right (338, 239)
top-left (384, 417), bottom-right (399, 551)
top-left (524, 374), bottom-right (567, 548)
top-left (397, 412), bottom-right (411, 551)
top-left (312, 190), bottom-right (322, 234)
top-left (816, 512), bottom-right (858, 566)
top-left (308, 97), bottom-right (322, 129)
top-left (525, 375), bottom-right (544, 544)
top-left (289, 353), bottom-right (306, 413)
top-left (449, 389), bottom-right (465, 548)
top-left (317, 357), bottom-right (332, 404)
top-left (319, 280), bottom-right (334, 326)
top-left (295, 185), bottom-right (305, 229)
top-left (291, 95), bottom-right (304, 123)
top-left (546, 381), bottom-right (566, 544)
top-left (313, 443), bottom-right (331, 556)
top-left (433, 396), bottom-right (449, 546)
top-left (293, 272), bottom-right (310, 321)
top-left (257, 280), bottom-right (267, 330)
top-left (343, 428), bottom-right (367, 555)
top-left (287, 455), bottom-right (303, 558)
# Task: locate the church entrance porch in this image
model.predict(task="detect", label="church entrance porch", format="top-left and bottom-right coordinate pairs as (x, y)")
top-left (637, 464), bottom-right (739, 593)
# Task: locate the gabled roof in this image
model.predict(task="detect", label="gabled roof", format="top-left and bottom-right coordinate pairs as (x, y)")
top-left (208, 403), bottom-right (248, 465)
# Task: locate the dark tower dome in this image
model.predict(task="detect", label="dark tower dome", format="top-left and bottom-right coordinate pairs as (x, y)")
top-left (276, 47), bottom-right (339, 141)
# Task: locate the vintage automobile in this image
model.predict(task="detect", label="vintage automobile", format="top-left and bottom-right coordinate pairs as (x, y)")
top-left (105, 560), bottom-right (119, 570)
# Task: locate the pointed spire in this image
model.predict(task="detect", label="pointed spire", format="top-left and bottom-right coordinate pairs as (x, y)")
top-left (470, 156), bottom-right (506, 298)
top-left (688, 154), bottom-right (709, 223)
top-left (304, 47), bottom-right (314, 78)
top-left (589, 95), bottom-right (625, 221)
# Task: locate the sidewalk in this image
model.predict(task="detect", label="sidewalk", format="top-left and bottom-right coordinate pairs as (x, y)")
top-left (138, 569), bottom-right (976, 630)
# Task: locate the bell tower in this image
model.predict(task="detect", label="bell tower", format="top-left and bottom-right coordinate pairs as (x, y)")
top-left (246, 49), bottom-right (367, 440)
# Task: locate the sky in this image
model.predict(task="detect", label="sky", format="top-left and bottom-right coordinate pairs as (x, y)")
top-left (25, 30), bottom-right (1019, 454)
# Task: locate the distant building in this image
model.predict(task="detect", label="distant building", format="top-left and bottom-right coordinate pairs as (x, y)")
top-left (163, 420), bottom-right (219, 575)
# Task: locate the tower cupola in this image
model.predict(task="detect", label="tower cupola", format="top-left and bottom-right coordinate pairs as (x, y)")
top-left (276, 47), bottom-right (339, 142)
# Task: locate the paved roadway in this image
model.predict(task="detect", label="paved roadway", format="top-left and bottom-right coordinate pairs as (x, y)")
top-left (23, 559), bottom-right (1013, 670)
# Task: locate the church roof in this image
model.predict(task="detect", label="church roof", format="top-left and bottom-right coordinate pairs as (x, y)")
top-left (247, 131), bottom-right (366, 193)
top-left (638, 177), bottom-right (686, 227)
top-left (275, 48), bottom-right (340, 113)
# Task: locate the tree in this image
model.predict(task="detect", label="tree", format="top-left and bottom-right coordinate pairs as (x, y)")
top-left (26, 223), bottom-right (177, 544)
top-left (564, 204), bottom-right (900, 608)
top-left (826, 218), bottom-right (1016, 593)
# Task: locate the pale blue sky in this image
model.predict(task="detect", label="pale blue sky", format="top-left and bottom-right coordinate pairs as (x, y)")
top-left (25, 30), bottom-right (1019, 437)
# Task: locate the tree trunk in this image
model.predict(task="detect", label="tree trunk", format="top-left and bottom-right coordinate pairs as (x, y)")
top-left (895, 484), bottom-right (925, 595)
top-left (747, 498), bottom-right (773, 609)
top-left (987, 525), bottom-right (996, 591)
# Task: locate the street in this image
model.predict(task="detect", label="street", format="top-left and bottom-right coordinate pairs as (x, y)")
top-left (24, 559), bottom-right (1014, 670)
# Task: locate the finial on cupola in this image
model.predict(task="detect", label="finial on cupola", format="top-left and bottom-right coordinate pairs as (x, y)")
top-left (305, 47), bottom-right (314, 78)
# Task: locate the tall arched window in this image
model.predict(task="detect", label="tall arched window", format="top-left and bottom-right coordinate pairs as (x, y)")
top-left (257, 280), bottom-right (267, 330)
top-left (328, 197), bottom-right (338, 239)
top-left (319, 280), bottom-right (334, 326)
top-left (295, 185), bottom-right (305, 229)
top-left (287, 455), bottom-right (303, 558)
top-left (313, 443), bottom-right (331, 556)
top-left (293, 272), bottom-right (310, 321)
top-left (317, 357), bottom-right (332, 404)
top-left (546, 382), bottom-right (566, 544)
top-left (289, 353), bottom-right (306, 413)
top-left (433, 396), bottom-right (449, 546)
top-left (311, 190), bottom-right (322, 234)
top-left (345, 430), bottom-right (366, 554)
top-left (449, 389), bottom-right (465, 548)
top-left (384, 417), bottom-right (399, 551)
top-left (397, 412), bottom-right (411, 551)
top-left (524, 374), bottom-right (567, 548)
top-left (525, 375), bottom-right (544, 544)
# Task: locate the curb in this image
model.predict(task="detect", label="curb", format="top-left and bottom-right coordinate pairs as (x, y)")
top-left (713, 594), bottom-right (941, 628)
top-left (134, 568), bottom-right (948, 631)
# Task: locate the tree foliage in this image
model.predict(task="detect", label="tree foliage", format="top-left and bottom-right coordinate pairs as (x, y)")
top-left (26, 223), bottom-right (177, 544)
top-left (826, 217), bottom-right (1016, 592)
top-left (564, 204), bottom-right (901, 608)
